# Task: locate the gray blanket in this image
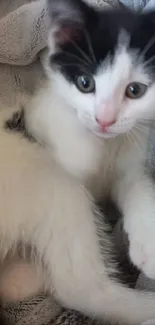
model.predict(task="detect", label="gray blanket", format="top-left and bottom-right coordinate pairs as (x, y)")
top-left (0, 0), bottom-right (154, 324)
top-left (0, 0), bottom-right (48, 107)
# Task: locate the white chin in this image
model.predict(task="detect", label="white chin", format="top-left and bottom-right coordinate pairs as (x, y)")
top-left (94, 131), bottom-right (118, 139)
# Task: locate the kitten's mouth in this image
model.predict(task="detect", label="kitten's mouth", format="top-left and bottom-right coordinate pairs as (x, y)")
top-left (93, 120), bottom-right (134, 138)
top-left (94, 124), bottom-right (132, 138)
top-left (94, 124), bottom-right (118, 138)
top-left (99, 126), bottom-right (114, 134)
top-left (94, 128), bottom-right (118, 139)
top-left (84, 123), bottom-right (117, 138)
top-left (82, 119), bottom-right (130, 138)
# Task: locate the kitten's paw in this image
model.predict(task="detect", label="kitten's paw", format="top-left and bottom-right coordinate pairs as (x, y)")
top-left (129, 231), bottom-right (155, 279)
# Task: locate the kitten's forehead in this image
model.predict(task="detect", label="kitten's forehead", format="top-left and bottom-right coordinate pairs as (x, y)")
top-left (117, 29), bottom-right (130, 49)
top-left (50, 9), bottom-right (155, 81)
top-left (91, 10), bottom-right (155, 65)
top-left (96, 46), bottom-right (150, 98)
top-left (98, 45), bottom-right (132, 75)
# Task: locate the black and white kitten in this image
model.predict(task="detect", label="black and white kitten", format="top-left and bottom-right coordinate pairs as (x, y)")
top-left (1, 1), bottom-right (155, 324)
top-left (26, 0), bottom-right (155, 278)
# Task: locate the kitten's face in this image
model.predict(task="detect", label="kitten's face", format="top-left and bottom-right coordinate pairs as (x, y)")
top-left (47, 0), bottom-right (155, 138)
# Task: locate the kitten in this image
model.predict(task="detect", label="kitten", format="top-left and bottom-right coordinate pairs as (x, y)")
top-left (1, 1), bottom-right (155, 324)
top-left (25, 0), bottom-right (155, 279)
top-left (24, 0), bottom-right (155, 320)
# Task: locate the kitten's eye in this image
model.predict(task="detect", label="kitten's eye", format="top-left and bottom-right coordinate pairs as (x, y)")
top-left (76, 75), bottom-right (95, 93)
top-left (126, 82), bottom-right (147, 99)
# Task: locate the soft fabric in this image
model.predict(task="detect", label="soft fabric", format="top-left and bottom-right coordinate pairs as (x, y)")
top-left (119, 0), bottom-right (155, 11)
top-left (119, 0), bottom-right (149, 10)
top-left (0, 0), bottom-right (48, 107)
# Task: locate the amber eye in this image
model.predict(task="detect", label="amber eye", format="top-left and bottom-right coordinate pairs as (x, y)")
top-left (125, 82), bottom-right (147, 99)
top-left (75, 75), bottom-right (95, 93)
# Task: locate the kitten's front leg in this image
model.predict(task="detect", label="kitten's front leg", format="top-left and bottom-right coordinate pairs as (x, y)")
top-left (112, 172), bottom-right (155, 279)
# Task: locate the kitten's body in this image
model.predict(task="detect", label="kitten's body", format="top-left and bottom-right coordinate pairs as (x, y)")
top-left (26, 75), bottom-right (152, 277)
top-left (0, 106), bottom-right (154, 325)
top-left (1, 1), bottom-right (155, 324)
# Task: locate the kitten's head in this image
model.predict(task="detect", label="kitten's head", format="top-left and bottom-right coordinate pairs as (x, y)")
top-left (47, 0), bottom-right (155, 138)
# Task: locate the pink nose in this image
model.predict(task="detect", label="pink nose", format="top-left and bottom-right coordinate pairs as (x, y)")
top-left (96, 117), bottom-right (115, 128)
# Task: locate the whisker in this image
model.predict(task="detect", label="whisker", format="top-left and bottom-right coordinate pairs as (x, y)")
top-left (139, 117), bottom-right (155, 121)
top-left (58, 62), bottom-right (89, 73)
top-left (125, 132), bottom-right (132, 143)
top-left (133, 126), bottom-right (148, 140)
top-left (135, 121), bottom-right (150, 128)
top-left (138, 121), bottom-right (155, 130)
top-left (130, 128), bottom-right (146, 152)
top-left (143, 54), bottom-right (155, 68)
top-left (137, 119), bottom-right (155, 130)
top-left (58, 27), bottom-right (96, 69)
top-left (60, 28), bottom-right (94, 66)
top-left (126, 132), bottom-right (139, 151)
top-left (134, 124), bottom-right (149, 135)
top-left (84, 29), bottom-right (97, 65)
top-left (139, 35), bottom-right (155, 61)
top-left (143, 63), bottom-right (155, 70)
top-left (69, 38), bottom-right (93, 66)
top-left (127, 130), bottom-right (136, 145)
top-left (58, 28), bottom-right (93, 67)
top-left (63, 51), bottom-right (91, 68)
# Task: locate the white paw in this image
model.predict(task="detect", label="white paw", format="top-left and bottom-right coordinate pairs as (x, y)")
top-left (128, 230), bottom-right (155, 279)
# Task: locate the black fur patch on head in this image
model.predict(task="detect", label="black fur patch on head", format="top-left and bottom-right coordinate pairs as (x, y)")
top-left (48, 1), bottom-right (155, 82)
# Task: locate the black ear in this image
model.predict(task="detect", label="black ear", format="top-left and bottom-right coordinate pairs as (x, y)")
top-left (47, 0), bottom-right (96, 45)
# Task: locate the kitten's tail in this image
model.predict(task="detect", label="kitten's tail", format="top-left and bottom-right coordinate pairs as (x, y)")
top-left (99, 281), bottom-right (155, 324)
top-left (57, 277), bottom-right (155, 324)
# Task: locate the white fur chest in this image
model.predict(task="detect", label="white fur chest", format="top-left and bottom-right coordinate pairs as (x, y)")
top-left (25, 86), bottom-right (149, 202)
top-left (89, 133), bottom-right (148, 200)
top-left (26, 87), bottom-right (103, 181)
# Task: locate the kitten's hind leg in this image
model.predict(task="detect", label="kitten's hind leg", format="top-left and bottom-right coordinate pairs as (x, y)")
top-left (35, 178), bottom-right (155, 325)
